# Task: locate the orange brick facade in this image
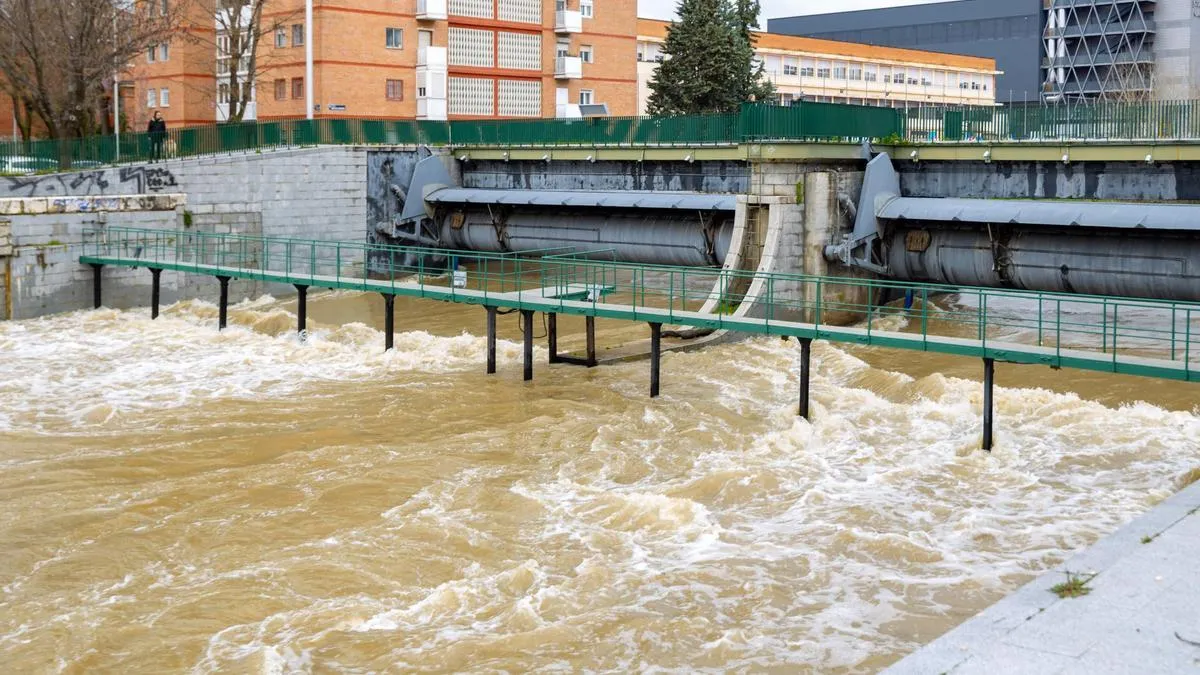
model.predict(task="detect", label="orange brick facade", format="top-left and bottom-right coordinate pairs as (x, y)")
top-left (121, 0), bottom-right (637, 129)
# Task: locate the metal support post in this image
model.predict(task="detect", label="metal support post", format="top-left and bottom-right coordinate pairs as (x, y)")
top-left (295, 284), bottom-right (309, 338)
top-left (90, 263), bottom-right (103, 309)
top-left (649, 322), bottom-right (662, 398)
top-left (150, 268), bottom-right (161, 319)
top-left (548, 312), bottom-right (560, 363)
top-left (521, 310), bottom-right (534, 381)
top-left (982, 358), bottom-right (995, 452)
top-left (382, 293), bottom-right (395, 351)
top-left (586, 316), bottom-right (597, 367)
top-left (486, 306), bottom-right (497, 375)
top-left (217, 275), bottom-right (230, 330)
top-left (799, 338), bottom-right (812, 419)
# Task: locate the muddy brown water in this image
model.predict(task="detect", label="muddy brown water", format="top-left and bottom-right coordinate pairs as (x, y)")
top-left (1, 290), bottom-right (1197, 673)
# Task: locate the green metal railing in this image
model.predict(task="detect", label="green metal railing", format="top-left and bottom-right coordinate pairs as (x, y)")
top-left (80, 227), bottom-right (1199, 382)
top-left (904, 99), bottom-right (1200, 142)
top-left (13, 99), bottom-right (1200, 173)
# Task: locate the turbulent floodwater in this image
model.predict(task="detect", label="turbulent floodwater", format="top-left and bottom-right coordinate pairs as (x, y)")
top-left (1, 291), bottom-right (1197, 673)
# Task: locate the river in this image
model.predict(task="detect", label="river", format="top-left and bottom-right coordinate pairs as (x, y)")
top-left (1, 290), bottom-right (1197, 673)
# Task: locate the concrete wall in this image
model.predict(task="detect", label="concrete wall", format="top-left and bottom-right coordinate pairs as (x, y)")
top-left (0, 196), bottom-right (198, 319)
top-left (0, 147), bottom-right (372, 243)
top-left (463, 160), bottom-right (751, 193)
top-left (897, 160), bottom-right (1200, 201)
top-left (0, 147), bottom-right (430, 319)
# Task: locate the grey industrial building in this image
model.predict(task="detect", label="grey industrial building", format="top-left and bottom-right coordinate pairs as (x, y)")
top-left (771, 0), bottom-right (1200, 102)
top-left (768, 0), bottom-right (1044, 104)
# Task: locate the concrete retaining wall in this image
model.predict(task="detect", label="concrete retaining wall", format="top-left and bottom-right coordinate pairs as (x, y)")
top-left (463, 159), bottom-right (751, 193)
top-left (0, 195), bottom-right (197, 319)
top-left (898, 160), bottom-right (1200, 201)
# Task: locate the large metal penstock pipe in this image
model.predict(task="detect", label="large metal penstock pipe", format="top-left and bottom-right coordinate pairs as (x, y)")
top-left (885, 227), bottom-right (1200, 302)
top-left (438, 210), bottom-right (736, 267)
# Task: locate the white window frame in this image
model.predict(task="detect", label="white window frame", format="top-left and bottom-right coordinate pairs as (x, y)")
top-left (146, 89), bottom-right (157, 107)
top-left (159, 42), bottom-right (170, 61)
top-left (580, 0), bottom-right (593, 18)
top-left (579, 45), bottom-right (593, 64)
top-left (386, 28), bottom-right (404, 49)
top-left (275, 27), bottom-right (287, 48)
top-left (579, 89), bottom-right (593, 105)
top-left (159, 88), bottom-right (170, 107)
top-left (292, 24), bottom-right (305, 47)
top-left (147, 46), bottom-right (156, 63)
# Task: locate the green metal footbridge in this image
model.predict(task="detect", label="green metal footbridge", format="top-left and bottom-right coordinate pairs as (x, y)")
top-left (80, 227), bottom-right (1199, 450)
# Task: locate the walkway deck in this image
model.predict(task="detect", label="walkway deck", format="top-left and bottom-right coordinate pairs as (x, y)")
top-left (79, 227), bottom-right (1199, 383)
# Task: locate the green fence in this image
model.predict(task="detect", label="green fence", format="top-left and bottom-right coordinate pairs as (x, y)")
top-left (903, 99), bottom-right (1200, 142)
top-left (12, 99), bottom-right (1200, 173)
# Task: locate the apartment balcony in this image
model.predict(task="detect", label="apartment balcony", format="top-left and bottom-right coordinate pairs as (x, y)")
top-left (417, 98), bottom-right (448, 121)
top-left (417, 46), bottom-right (447, 69)
top-left (555, 9), bottom-right (582, 33)
top-left (555, 56), bottom-right (582, 79)
top-left (417, 0), bottom-right (447, 20)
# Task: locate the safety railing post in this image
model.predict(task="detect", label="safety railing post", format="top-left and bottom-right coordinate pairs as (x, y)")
top-left (1101, 299), bottom-right (1108, 353)
top-left (920, 288), bottom-right (929, 346)
top-left (1112, 303), bottom-right (1119, 368)
top-left (1037, 296), bottom-right (1044, 346)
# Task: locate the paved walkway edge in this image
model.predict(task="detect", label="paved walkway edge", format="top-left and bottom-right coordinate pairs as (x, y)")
top-left (886, 476), bottom-right (1200, 674)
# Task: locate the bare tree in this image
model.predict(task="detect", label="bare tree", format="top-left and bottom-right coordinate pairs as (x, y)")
top-left (0, 0), bottom-right (183, 155)
top-left (184, 0), bottom-right (300, 123)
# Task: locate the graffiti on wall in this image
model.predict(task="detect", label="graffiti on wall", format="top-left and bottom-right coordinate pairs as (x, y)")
top-left (2, 165), bottom-right (179, 198)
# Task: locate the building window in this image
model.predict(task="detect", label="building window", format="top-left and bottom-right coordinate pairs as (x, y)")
top-left (159, 88), bottom-right (170, 107)
top-left (783, 64), bottom-right (798, 76)
top-left (579, 89), bottom-right (593, 105)
top-left (817, 66), bottom-right (830, 79)
top-left (556, 40), bottom-right (569, 58)
top-left (418, 86), bottom-right (427, 97)
top-left (833, 63), bottom-right (847, 79)
top-left (386, 28), bottom-right (404, 49)
top-left (849, 66), bottom-right (862, 80)
top-left (800, 66), bottom-right (814, 77)
top-left (275, 27), bottom-right (287, 48)
top-left (160, 43), bottom-right (170, 61)
top-left (386, 79), bottom-right (404, 100)
top-left (580, 0), bottom-right (592, 17)
top-left (218, 84), bottom-right (229, 104)
top-left (146, 89), bottom-right (156, 107)
top-left (147, 46), bottom-right (156, 63)
top-left (274, 78), bottom-right (286, 100)
top-left (579, 45), bottom-right (592, 64)
top-left (292, 77), bottom-right (304, 99)
top-left (292, 24), bottom-right (304, 47)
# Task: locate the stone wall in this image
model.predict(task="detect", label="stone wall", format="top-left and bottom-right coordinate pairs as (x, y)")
top-left (0, 195), bottom-right (197, 319)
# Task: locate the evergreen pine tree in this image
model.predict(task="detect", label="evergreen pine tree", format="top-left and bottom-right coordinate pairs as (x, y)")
top-left (647, 0), bottom-right (775, 116)
top-left (732, 0), bottom-right (775, 104)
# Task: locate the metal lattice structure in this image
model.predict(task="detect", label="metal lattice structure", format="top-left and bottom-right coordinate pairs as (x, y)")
top-left (1043, 0), bottom-right (1157, 101)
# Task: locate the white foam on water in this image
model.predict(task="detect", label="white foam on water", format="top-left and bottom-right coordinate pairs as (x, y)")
top-left (0, 299), bottom-right (532, 433)
top-left (3, 295), bottom-right (1199, 672)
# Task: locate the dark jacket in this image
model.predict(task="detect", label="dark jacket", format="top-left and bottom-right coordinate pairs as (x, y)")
top-left (147, 119), bottom-right (167, 140)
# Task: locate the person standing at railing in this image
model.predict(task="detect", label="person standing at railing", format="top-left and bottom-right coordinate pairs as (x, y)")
top-left (147, 112), bottom-right (167, 163)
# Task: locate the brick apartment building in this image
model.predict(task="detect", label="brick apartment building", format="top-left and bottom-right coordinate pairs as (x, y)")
top-left (117, 0), bottom-right (638, 132)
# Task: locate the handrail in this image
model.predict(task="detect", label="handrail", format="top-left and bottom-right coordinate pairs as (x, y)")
top-left (15, 99), bottom-right (1200, 172)
top-left (78, 227), bottom-right (1200, 383)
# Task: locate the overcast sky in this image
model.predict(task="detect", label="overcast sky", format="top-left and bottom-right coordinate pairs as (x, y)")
top-left (637, 0), bottom-right (950, 24)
